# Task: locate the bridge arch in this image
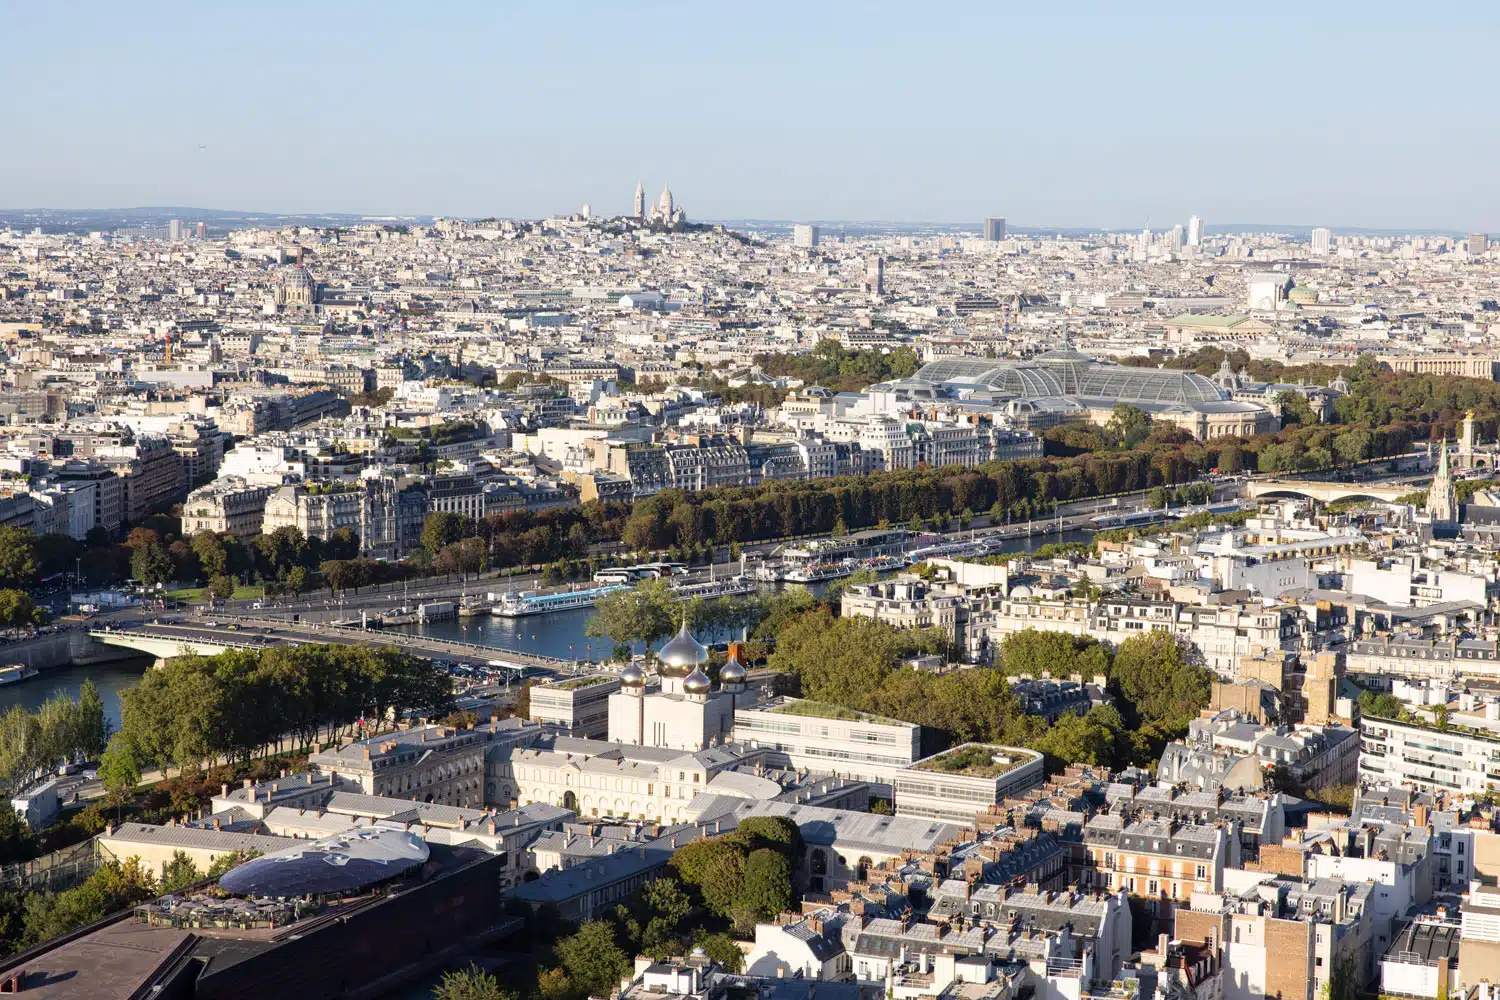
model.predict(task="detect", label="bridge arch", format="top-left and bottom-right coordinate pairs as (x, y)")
top-left (1256, 488), bottom-right (1405, 504)
top-left (1245, 479), bottom-right (1413, 505)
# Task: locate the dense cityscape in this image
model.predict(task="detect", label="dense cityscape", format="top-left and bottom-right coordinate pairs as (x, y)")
top-left (9, 5), bottom-right (1500, 1000)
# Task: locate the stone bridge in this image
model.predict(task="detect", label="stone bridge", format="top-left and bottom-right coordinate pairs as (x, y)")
top-left (88, 618), bottom-right (578, 675)
top-left (1244, 479), bottom-right (1417, 504)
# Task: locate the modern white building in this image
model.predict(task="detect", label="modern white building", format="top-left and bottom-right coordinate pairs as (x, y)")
top-left (892, 744), bottom-right (1044, 824)
top-left (731, 698), bottom-right (923, 795)
top-left (529, 675), bottom-right (621, 739)
top-left (1347, 556), bottom-right (1489, 609)
top-left (1359, 712), bottom-right (1500, 797)
top-left (1187, 215), bottom-right (1204, 247)
top-left (793, 224), bottom-right (821, 249)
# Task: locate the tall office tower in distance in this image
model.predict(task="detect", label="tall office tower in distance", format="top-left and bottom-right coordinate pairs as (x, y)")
top-left (633, 182), bottom-right (645, 219)
top-left (793, 224), bottom-right (820, 249)
top-left (865, 256), bottom-right (884, 296)
top-left (167, 219), bottom-right (183, 242)
top-left (1168, 224), bottom-right (1184, 252)
top-left (1136, 228), bottom-right (1151, 256)
top-left (1471, 232), bottom-right (1489, 257)
top-left (1187, 215), bottom-right (1203, 247)
top-left (983, 217), bottom-right (1006, 241)
top-left (194, 221), bottom-right (208, 239)
top-left (1311, 227), bottom-right (1332, 254)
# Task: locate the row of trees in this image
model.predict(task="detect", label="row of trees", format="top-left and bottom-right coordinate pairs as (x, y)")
top-left (0, 498), bottom-right (627, 601)
top-left (0, 680), bottom-right (109, 794)
top-left (115, 645), bottom-right (453, 776)
top-left (417, 506), bottom-right (625, 577)
top-left (613, 443), bottom-right (1229, 556)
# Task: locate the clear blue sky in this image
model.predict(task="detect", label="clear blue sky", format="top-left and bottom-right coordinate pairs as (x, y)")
top-left (5, 1), bottom-right (1498, 229)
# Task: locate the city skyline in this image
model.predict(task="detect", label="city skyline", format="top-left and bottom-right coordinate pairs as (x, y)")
top-left (6, 2), bottom-right (1500, 229)
top-left (0, 198), bottom-right (1489, 241)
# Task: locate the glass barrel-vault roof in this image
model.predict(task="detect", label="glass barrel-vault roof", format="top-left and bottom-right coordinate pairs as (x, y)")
top-left (913, 357), bottom-right (1226, 404)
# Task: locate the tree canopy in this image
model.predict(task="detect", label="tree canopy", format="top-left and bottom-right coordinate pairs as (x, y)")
top-left (1109, 630), bottom-right (1212, 734)
top-left (119, 644), bottom-right (451, 774)
top-left (555, 920), bottom-right (630, 997)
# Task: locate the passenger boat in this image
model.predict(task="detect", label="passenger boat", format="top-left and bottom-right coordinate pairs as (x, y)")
top-left (493, 584), bottom-right (630, 618)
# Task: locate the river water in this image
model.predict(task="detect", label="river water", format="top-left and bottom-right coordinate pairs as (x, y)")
top-left (0, 658), bottom-right (153, 731)
top-left (389, 528), bottom-right (1094, 662)
top-left (0, 529), bottom-right (1092, 714)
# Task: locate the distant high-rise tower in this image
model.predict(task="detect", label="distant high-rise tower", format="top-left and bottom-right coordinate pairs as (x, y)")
top-left (1311, 227), bottom-right (1332, 254)
top-left (1428, 439), bottom-right (1457, 525)
top-left (1136, 229), bottom-right (1151, 256)
top-left (167, 219), bottom-right (184, 242)
top-left (1168, 224), bottom-right (1184, 252)
top-left (633, 182), bottom-right (645, 219)
top-left (793, 224), bottom-right (820, 249)
top-left (1187, 215), bottom-right (1204, 247)
top-left (194, 221), bottom-right (208, 239)
top-left (1470, 232), bottom-right (1489, 256)
top-left (983, 217), bottom-right (1006, 241)
top-left (865, 256), bottom-right (884, 296)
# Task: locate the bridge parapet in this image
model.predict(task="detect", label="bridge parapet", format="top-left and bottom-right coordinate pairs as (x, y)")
top-left (1245, 479), bottom-right (1414, 504)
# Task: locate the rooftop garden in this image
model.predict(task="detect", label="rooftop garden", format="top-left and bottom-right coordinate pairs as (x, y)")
top-left (913, 744), bottom-right (1024, 778)
top-left (303, 481), bottom-right (357, 495)
top-left (769, 699), bottom-right (904, 725)
top-left (548, 675), bottom-right (616, 691)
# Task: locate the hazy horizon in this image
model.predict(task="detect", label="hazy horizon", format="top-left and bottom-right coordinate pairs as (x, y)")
top-left (0, 205), bottom-right (1475, 239)
top-left (7, 2), bottom-right (1499, 230)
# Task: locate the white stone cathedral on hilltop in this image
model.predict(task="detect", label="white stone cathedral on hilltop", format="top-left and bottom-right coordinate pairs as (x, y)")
top-left (632, 181), bottom-right (687, 226)
top-left (608, 620), bottom-right (752, 750)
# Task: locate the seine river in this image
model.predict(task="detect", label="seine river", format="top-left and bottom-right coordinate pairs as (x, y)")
top-left (0, 658), bottom-right (153, 730)
top-left (391, 528), bottom-right (1094, 661)
top-left (0, 528), bottom-right (1092, 719)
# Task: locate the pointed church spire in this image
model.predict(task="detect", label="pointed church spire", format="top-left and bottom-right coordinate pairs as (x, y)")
top-left (1429, 437), bottom-right (1457, 524)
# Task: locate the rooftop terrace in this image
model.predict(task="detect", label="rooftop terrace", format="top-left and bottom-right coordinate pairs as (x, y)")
top-left (912, 744), bottom-right (1033, 778)
top-left (768, 699), bottom-right (906, 726)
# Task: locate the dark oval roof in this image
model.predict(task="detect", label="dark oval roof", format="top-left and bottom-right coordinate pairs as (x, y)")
top-left (219, 826), bottom-right (429, 897)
